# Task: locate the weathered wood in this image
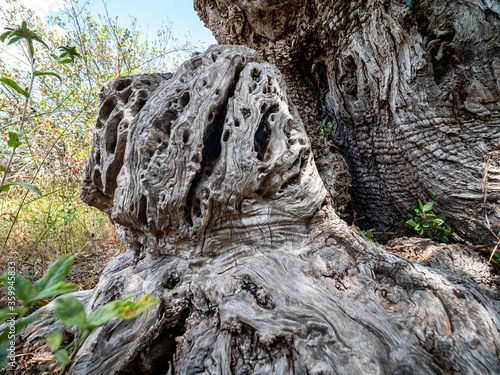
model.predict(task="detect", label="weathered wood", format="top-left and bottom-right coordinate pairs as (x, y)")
top-left (194, 0), bottom-right (500, 243)
top-left (18, 45), bottom-right (500, 375)
top-left (81, 73), bottom-right (172, 214)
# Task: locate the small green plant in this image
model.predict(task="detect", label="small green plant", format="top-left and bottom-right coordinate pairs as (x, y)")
top-left (0, 255), bottom-right (159, 373)
top-left (0, 20), bottom-right (80, 192)
top-left (404, 200), bottom-right (455, 242)
top-left (0, 20), bottom-right (81, 251)
top-left (488, 247), bottom-right (500, 264)
top-left (320, 121), bottom-right (334, 140)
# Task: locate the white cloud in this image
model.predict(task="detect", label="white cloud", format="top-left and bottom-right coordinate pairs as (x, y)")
top-left (17, 0), bottom-right (65, 17)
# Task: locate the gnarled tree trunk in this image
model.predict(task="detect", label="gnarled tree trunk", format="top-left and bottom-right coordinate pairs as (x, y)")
top-left (194, 0), bottom-right (500, 243)
top-left (18, 44), bottom-right (500, 375)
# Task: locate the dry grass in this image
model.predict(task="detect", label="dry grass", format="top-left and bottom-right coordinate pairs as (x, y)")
top-left (0, 177), bottom-right (123, 374)
top-left (0, 177), bottom-right (123, 291)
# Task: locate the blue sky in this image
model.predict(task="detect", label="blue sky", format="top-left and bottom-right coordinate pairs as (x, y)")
top-left (0, 0), bottom-right (218, 68)
top-left (84, 0), bottom-right (217, 49)
top-left (2, 0), bottom-right (217, 48)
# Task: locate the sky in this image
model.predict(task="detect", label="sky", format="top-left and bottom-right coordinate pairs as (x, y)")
top-left (86, 0), bottom-right (217, 48)
top-left (1, 0), bottom-right (217, 48)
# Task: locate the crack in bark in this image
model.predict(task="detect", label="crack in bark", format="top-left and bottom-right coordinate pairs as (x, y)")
top-left (184, 65), bottom-right (245, 227)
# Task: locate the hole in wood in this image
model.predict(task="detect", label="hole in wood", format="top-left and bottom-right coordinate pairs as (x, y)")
top-left (183, 129), bottom-right (191, 144)
top-left (180, 91), bottom-right (191, 107)
top-left (114, 78), bottom-right (132, 91)
top-left (254, 104), bottom-right (278, 162)
top-left (138, 195), bottom-right (148, 226)
top-left (98, 96), bottom-right (117, 123)
top-left (241, 107), bottom-right (251, 119)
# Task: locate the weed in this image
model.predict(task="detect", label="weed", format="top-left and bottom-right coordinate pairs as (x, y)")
top-left (320, 121), bottom-right (334, 140)
top-left (404, 200), bottom-right (454, 242)
top-left (0, 255), bottom-right (159, 373)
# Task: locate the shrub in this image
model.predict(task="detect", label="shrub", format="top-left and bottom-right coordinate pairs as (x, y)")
top-left (404, 200), bottom-right (454, 242)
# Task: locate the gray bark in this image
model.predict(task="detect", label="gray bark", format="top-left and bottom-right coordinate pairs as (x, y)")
top-left (194, 0), bottom-right (500, 244)
top-left (17, 45), bottom-right (500, 375)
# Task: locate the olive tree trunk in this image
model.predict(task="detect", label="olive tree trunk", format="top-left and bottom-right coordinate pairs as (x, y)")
top-left (18, 44), bottom-right (500, 375)
top-left (194, 0), bottom-right (500, 244)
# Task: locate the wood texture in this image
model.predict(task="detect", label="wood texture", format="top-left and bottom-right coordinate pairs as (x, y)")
top-left (18, 45), bottom-right (500, 375)
top-left (194, 0), bottom-right (500, 243)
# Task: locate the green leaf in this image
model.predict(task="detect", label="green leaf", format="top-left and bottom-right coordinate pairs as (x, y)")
top-left (488, 248), bottom-right (500, 263)
top-left (0, 182), bottom-right (42, 196)
top-left (0, 308), bottom-right (44, 342)
top-left (7, 36), bottom-right (21, 45)
top-left (422, 202), bottom-right (434, 212)
top-left (13, 274), bottom-right (33, 304)
top-left (436, 214), bottom-right (446, 222)
top-left (56, 45), bottom-right (82, 63)
top-left (87, 294), bottom-right (133, 329)
top-left (32, 282), bottom-right (78, 302)
top-left (418, 200), bottom-right (424, 210)
top-left (33, 71), bottom-right (62, 84)
top-left (0, 30), bottom-right (11, 42)
top-left (415, 217), bottom-right (422, 225)
top-left (0, 77), bottom-right (29, 98)
top-left (46, 331), bottom-right (63, 352)
top-left (7, 131), bottom-right (22, 148)
top-left (406, 0), bottom-right (413, 6)
top-left (57, 58), bottom-right (73, 65)
top-left (416, 228), bottom-right (424, 235)
top-left (365, 229), bottom-right (374, 241)
top-left (422, 222), bottom-right (429, 228)
top-left (428, 230), bottom-right (434, 238)
top-left (0, 345), bottom-right (8, 369)
top-left (2, 271), bottom-right (33, 305)
top-left (54, 349), bottom-right (70, 364)
top-left (54, 296), bottom-right (88, 330)
top-left (407, 220), bottom-right (417, 227)
top-left (117, 295), bottom-right (160, 320)
top-left (436, 235), bottom-right (449, 243)
top-left (33, 254), bottom-right (75, 299)
top-left (0, 307), bottom-right (28, 323)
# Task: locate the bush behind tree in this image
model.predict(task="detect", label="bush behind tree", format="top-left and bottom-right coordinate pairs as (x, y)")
top-left (0, 0), bottom-right (199, 273)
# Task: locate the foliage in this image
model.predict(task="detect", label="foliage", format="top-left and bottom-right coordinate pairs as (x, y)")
top-left (0, 16), bottom-right (85, 258)
top-left (487, 247), bottom-right (500, 263)
top-left (0, 254), bottom-right (159, 373)
top-left (404, 200), bottom-right (455, 242)
top-left (0, 20), bottom-right (49, 58)
top-left (0, 180), bottom-right (41, 195)
top-left (320, 121), bottom-right (334, 140)
top-left (0, 0), bottom-right (199, 264)
top-left (365, 229), bottom-right (374, 242)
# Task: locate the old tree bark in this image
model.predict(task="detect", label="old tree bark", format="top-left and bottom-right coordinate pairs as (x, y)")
top-left (19, 1), bottom-right (500, 374)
